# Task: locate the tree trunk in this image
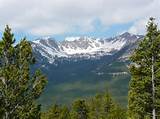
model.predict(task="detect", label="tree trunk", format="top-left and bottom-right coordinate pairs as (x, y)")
top-left (152, 56), bottom-right (156, 119)
top-left (3, 112), bottom-right (9, 119)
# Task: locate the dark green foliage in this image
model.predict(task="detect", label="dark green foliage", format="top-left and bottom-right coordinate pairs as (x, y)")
top-left (0, 25), bottom-right (47, 118)
top-left (41, 105), bottom-right (70, 119)
top-left (59, 106), bottom-right (71, 119)
top-left (88, 92), bottom-right (126, 119)
top-left (42, 92), bottom-right (127, 119)
top-left (44, 105), bottom-right (62, 119)
top-left (128, 18), bottom-right (160, 118)
top-left (88, 93), bottom-right (113, 119)
top-left (71, 100), bottom-right (89, 119)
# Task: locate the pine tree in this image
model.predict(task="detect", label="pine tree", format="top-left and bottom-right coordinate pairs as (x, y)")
top-left (41, 105), bottom-right (70, 119)
top-left (0, 25), bottom-right (47, 119)
top-left (88, 93), bottom-right (114, 119)
top-left (89, 94), bottom-right (104, 119)
top-left (71, 100), bottom-right (89, 119)
top-left (88, 92), bottom-right (126, 119)
top-left (46, 104), bottom-right (62, 119)
top-left (59, 106), bottom-right (71, 119)
top-left (128, 18), bottom-right (160, 119)
top-left (42, 92), bottom-right (126, 119)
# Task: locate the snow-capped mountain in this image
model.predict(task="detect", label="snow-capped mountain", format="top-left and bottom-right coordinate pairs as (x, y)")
top-left (33, 32), bottom-right (144, 107)
top-left (31, 32), bottom-right (143, 63)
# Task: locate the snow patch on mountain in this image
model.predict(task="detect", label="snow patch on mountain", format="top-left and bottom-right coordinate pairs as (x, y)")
top-left (65, 37), bottom-right (80, 41)
top-left (31, 32), bottom-right (143, 63)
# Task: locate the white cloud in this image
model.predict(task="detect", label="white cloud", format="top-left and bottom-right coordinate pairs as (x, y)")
top-left (128, 19), bottom-right (147, 35)
top-left (0, 0), bottom-right (159, 36)
top-left (128, 0), bottom-right (160, 35)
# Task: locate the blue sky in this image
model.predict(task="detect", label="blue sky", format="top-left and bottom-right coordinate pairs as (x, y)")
top-left (0, 0), bottom-right (159, 41)
top-left (52, 21), bottom-right (134, 41)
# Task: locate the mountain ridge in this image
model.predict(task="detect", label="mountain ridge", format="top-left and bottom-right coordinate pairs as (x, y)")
top-left (31, 32), bottom-right (143, 64)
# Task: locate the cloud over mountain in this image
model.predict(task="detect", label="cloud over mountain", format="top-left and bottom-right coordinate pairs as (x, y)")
top-left (0, 0), bottom-right (159, 36)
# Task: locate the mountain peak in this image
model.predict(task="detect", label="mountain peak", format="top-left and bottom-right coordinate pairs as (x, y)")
top-left (118, 32), bottom-right (143, 41)
top-left (33, 36), bottom-right (58, 44)
top-left (120, 32), bottom-right (133, 37)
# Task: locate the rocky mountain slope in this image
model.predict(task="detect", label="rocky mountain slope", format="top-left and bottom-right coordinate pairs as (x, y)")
top-left (31, 32), bottom-right (143, 63)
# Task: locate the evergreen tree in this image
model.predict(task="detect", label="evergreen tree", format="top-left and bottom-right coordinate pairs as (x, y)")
top-left (71, 100), bottom-right (89, 119)
top-left (89, 94), bottom-right (104, 119)
top-left (42, 92), bottom-right (126, 119)
top-left (0, 25), bottom-right (47, 119)
top-left (89, 92), bottom-right (126, 119)
top-left (59, 106), bottom-right (71, 119)
top-left (41, 105), bottom-right (70, 119)
top-left (89, 93), bottom-right (114, 119)
top-left (45, 104), bottom-right (62, 119)
top-left (107, 104), bottom-right (126, 119)
top-left (128, 18), bottom-right (160, 119)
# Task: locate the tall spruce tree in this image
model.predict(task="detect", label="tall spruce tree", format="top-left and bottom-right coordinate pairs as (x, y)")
top-left (89, 92), bottom-right (126, 119)
top-left (45, 104), bottom-right (62, 119)
top-left (128, 18), bottom-right (160, 119)
top-left (59, 106), bottom-right (71, 119)
top-left (0, 25), bottom-right (47, 119)
top-left (89, 93), bottom-right (114, 119)
top-left (41, 105), bottom-right (70, 119)
top-left (71, 100), bottom-right (89, 119)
